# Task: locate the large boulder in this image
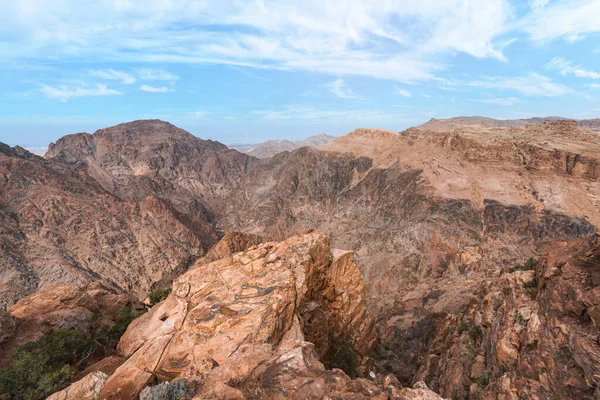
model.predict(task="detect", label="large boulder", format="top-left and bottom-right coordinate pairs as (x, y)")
top-left (47, 371), bottom-right (108, 400)
top-left (0, 282), bottom-right (133, 364)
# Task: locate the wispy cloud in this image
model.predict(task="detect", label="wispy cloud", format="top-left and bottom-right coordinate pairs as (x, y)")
top-left (469, 73), bottom-right (571, 97)
top-left (139, 85), bottom-right (172, 93)
top-left (136, 69), bottom-right (179, 82)
top-left (1, 0), bottom-right (513, 82)
top-left (395, 88), bottom-right (411, 98)
top-left (40, 84), bottom-right (121, 102)
top-left (252, 105), bottom-right (397, 121)
top-left (187, 111), bottom-right (208, 119)
top-left (545, 57), bottom-right (600, 79)
top-left (520, 0), bottom-right (600, 42)
top-left (326, 79), bottom-right (356, 99)
top-left (530, 0), bottom-right (549, 10)
top-left (476, 97), bottom-right (520, 106)
top-left (92, 69), bottom-right (136, 84)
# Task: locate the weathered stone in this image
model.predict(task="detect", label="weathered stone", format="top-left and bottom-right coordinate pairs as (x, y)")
top-left (99, 233), bottom-right (380, 399)
top-left (47, 371), bottom-right (108, 400)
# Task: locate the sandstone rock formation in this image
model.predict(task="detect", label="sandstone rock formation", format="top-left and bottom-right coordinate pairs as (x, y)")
top-left (393, 234), bottom-right (600, 399)
top-left (47, 371), bottom-right (108, 400)
top-left (90, 232), bottom-right (379, 399)
top-left (0, 281), bottom-right (133, 364)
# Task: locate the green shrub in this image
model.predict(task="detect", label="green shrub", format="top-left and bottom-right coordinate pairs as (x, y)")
top-left (509, 258), bottom-right (538, 273)
top-left (468, 325), bottom-right (483, 343)
top-left (513, 311), bottom-right (527, 326)
top-left (0, 329), bottom-right (94, 400)
top-left (148, 288), bottom-right (172, 307)
top-left (96, 306), bottom-right (137, 348)
top-left (522, 276), bottom-right (538, 289)
top-left (212, 223), bottom-right (225, 240)
top-left (474, 370), bottom-right (491, 387)
top-left (458, 321), bottom-right (468, 335)
top-left (329, 334), bottom-right (359, 379)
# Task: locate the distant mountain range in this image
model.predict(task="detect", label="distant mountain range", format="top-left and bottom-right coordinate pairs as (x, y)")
top-left (418, 115), bottom-right (600, 132)
top-left (231, 133), bottom-right (336, 158)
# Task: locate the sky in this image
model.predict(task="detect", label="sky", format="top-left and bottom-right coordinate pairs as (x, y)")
top-left (1, 0), bottom-right (600, 148)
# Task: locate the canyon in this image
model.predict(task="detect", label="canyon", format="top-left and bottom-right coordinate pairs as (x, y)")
top-left (2, 117), bottom-right (600, 399)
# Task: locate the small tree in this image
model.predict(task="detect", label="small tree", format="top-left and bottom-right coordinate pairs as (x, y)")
top-left (148, 288), bottom-right (172, 307)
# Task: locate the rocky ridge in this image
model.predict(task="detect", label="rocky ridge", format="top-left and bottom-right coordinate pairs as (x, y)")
top-left (417, 116), bottom-right (600, 133)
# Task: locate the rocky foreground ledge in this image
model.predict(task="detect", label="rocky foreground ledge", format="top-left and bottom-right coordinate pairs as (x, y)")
top-left (49, 232), bottom-right (444, 399)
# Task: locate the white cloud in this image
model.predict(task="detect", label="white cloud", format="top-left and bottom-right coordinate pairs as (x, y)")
top-left (92, 68), bottom-right (178, 84)
top-left (469, 73), bottom-right (571, 97)
top-left (530, 0), bottom-right (549, 10)
top-left (545, 57), bottom-right (600, 79)
top-left (187, 111), bottom-right (208, 119)
top-left (395, 88), bottom-right (411, 97)
top-left (139, 85), bottom-right (172, 93)
top-left (591, 84), bottom-right (600, 89)
top-left (252, 105), bottom-right (397, 121)
top-left (520, 0), bottom-right (600, 42)
top-left (0, 0), bottom-right (513, 82)
top-left (327, 79), bottom-right (356, 99)
top-left (136, 68), bottom-right (179, 82)
top-left (92, 69), bottom-right (136, 84)
top-left (476, 97), bottom-right (520, 106)
top-left (40, 84), bottom-right (121, 102)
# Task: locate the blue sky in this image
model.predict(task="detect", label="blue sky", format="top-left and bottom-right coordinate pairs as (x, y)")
top-left (1, 0), bottom-right (600, 148)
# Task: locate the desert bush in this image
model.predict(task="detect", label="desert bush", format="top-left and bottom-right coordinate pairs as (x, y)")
top-left (328, 334), bottom-right (359, 379)
top-left (96, 306), bottom-right (137, 348)
top-left (139, 379), bottom-right (192, 400)
top-left (509, 258), bottom-right (537, 273)
top-left (0, 329), bottom-right (95, 400)
top-left (148, 288), bottom-right (172, 307)
top-left (522, 276), bottom-right (538, 289)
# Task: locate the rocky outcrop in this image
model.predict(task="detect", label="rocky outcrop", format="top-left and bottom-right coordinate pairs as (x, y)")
top-left (382, 235), bottom-right (600, 399)
top-left (90, 232), bottom-right (376, 399)
top-left (47, 371), bottom-right (108, 400)
top-left (200, 232), bottom-right (264, 263)
top-left (0, 282), bottom-right (134, 364)
top-left (417, 116), bottom-right (600, 133)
